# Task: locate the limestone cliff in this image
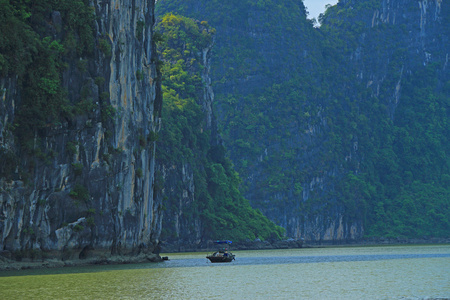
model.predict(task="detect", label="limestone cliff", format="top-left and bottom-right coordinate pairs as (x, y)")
top-left (156, 0), bottom-right (449, 242)
top-left (0, 0), bottom-right (162, 260)
top-left (153, 14), bottom-right (285, 247)
top-left (154, 17), bottom-right (218, 247)
top-left (336, 0), bottom-right (448, 118)
top-left (274, 0), bottom-right (449, 241)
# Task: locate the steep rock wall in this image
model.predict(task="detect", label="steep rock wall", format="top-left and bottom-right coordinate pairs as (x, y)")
top-left (293, 0), bottom-right (449, 241)
top-left (156, 0), bottom-right (362, 242)
top-left (282, 0), bottom-right (448, 241)
top-left (345, 0), bottom-right (449, 117)
top-left (0, 0), bottom-right (162, 260)
top-left (156, 0), bottom-right (449, 242)
top-left (155, 21), bottom-right (216, 248)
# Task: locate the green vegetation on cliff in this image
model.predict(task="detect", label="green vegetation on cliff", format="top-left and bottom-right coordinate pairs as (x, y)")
top-left (319, 1), bottom-right (450, 238)
top-left (0, 0), bottom-right (94, 154)
top-left (156, 0), bottom-right (449, 239)
top-left (155, 13), bottom-right (284, 242)
top-left (1, 0), bottom-right (447, 244)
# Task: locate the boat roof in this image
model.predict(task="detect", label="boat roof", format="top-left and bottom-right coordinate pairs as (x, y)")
top-left (214, 240), bottom-right (232, 244)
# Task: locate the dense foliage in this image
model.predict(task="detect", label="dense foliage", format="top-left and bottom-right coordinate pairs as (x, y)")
top-left (319, 1), bottom-right (450, 238)
top-left (156, 0), bottom-right (449, 239)
top-left (0, 0), bottom-right (95, 152)
top-left (155, 14), bottom-right (284, 242)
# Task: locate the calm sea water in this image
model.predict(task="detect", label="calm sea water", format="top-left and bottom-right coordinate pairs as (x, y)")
top-left (0, 245), bottom-right (449, 299)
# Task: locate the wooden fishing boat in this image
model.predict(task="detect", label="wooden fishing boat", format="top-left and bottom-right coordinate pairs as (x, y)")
top-left (206, 240), bottom-right (235, 263)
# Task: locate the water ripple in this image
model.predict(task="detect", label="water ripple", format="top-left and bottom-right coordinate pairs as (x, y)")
top-left (161, 253), bottom-right (450, 268)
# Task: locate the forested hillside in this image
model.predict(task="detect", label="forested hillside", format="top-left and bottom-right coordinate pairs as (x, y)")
top-left (156, 0), bottom-right (449, 240)
top-left (319, 0), bottom-right (449, 237)
top-left (154, 14), bottom-right (284, 246)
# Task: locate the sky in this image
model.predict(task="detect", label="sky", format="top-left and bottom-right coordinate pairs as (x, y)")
top-left (303, 0), bottom-right (339, 20)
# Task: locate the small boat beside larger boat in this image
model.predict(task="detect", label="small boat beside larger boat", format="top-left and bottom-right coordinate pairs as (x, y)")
top-left (206, 240), bottom-right (235, 263)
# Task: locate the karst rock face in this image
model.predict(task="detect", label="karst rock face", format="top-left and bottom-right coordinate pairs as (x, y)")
top-left (156, 23), bottom-right (217, 249)
top-left (279, 0), bottom-right (449, 242)
top-left (1, 0), bottom-right (447, 258)
top-left (293, 0), bottom-right (448, 242)
top-left (156, 0), bottom-right (449, 242)
top-left (0, 0), bottom-right (163, 259)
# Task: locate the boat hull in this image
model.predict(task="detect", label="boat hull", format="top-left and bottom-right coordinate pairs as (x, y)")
top-left (206, 255), bottom-right (235, 263)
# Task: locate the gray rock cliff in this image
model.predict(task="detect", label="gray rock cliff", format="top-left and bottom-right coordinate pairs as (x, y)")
top-left (0, 0), bottom-right (162, 260)
top-left (154, 19), bottom-right (217, 249)
top-left (156, 0), bottom-right (449, 243)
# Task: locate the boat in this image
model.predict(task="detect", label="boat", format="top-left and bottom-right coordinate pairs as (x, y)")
top-left (206, 240), bottom-right (235, 263)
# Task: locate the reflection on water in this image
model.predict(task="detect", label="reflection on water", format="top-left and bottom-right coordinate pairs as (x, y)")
top-left (0, 245), bottom-right (449, 299)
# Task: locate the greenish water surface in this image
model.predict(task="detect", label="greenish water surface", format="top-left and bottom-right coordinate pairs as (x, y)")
top-left (0, 245), bottom-right (449, 299)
